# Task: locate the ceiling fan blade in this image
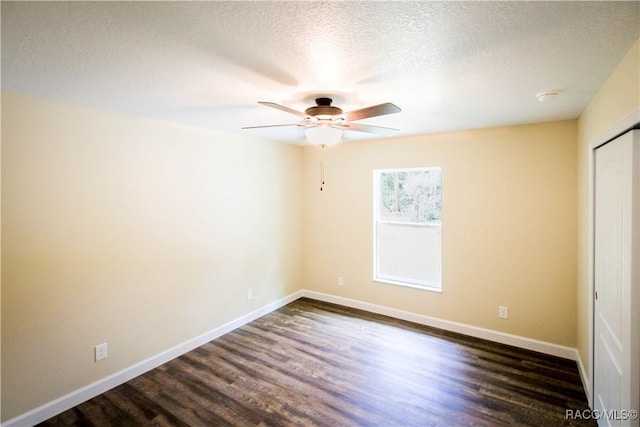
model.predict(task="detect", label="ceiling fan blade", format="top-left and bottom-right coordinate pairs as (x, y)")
top-left (241, 123), bottom-right (304, 129)
top-left (258, 101), bottom-right (309, 119)
top-left (335, 123), bottom-right (399, 136)
top-left (343, 103), bottom-right (401, 122)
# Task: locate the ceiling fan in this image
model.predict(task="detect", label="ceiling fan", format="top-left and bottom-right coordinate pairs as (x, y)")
top-left (242, 97), bottom-right (401, 145)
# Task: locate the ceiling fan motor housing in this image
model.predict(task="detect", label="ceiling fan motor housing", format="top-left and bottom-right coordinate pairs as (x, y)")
top-left (305, 97), bottom-right (343, 118)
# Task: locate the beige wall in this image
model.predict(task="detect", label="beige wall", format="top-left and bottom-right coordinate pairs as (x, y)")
top-left (1, 92), bottom-right (303, 420)
top-left (303, 120), bottom-right (577, 346)
top-left (576, 38), bottom-right (640, 393)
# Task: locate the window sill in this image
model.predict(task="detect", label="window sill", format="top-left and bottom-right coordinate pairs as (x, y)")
top-left (373, 278), bottom-right (442, 293)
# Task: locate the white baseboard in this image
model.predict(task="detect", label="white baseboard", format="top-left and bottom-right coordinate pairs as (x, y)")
top-left (4, 288), bottom-right (583, 426)
top-left (301, 290), bottom-right (579, 361)
top-left (2, 290), bottom-right (304, 427)
top-left (575, 350), bottom-right (592, 407)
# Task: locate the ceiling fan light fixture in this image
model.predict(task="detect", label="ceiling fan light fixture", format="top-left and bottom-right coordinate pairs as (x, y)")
top-left (304, 125), bottom-right (343, 146)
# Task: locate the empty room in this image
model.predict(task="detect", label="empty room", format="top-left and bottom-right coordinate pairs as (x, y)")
top-left (2, 2), bottom-right (639, 426)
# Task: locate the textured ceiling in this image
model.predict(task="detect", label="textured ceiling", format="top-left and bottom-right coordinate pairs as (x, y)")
top-left (2, 1), bottom-right (639, 144)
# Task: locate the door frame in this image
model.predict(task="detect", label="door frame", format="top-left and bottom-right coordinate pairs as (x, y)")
top-left (588, 107), bottom-right (640, 406)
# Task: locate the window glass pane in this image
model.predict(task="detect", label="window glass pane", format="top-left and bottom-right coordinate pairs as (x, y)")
top-left (376, 223), bottom-right (441, 285)
top-left (379, 169), bottom-right (441, 223)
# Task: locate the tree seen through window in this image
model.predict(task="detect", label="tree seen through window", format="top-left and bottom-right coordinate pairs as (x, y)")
top-left (379, 169), bottom-right (441, 223)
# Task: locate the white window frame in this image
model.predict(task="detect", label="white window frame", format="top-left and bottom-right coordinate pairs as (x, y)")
top-left (373, 167), bottom-right (442, 292)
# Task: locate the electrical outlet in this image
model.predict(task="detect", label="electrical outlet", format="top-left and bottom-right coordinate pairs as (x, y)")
top-left (337, 277), bottom-right (344, 287)
top-left (247, 289), bottom-right (253, 301)
top-left (95, 343), bottom-right (108, 362)
top-left (498, 306), bottom-right (508, 319)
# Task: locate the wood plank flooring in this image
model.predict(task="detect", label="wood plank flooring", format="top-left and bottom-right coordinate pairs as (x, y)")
top-left (38, 298), bottom-right (595, 426)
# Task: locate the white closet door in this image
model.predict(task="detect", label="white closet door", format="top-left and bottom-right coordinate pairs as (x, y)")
top-left (594, 129), bottom-right (639, 427)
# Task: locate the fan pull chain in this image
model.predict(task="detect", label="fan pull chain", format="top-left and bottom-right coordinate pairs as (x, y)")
top-left (319, 144), bottom-right (326, 191)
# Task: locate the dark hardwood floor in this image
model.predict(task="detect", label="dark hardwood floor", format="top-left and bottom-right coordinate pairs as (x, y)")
top-left (39, 298), bottom-right (595, 427)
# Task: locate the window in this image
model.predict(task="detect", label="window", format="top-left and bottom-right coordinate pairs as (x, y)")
top-left (373, 167), bottom-right (442, 291)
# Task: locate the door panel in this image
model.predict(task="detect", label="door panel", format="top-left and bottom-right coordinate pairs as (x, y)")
top-left (594, 129), bottom-right (639, 427)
